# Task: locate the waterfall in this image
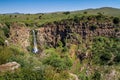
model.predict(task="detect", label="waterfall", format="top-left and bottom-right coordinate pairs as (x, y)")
top-left (32, 30), bottom-right (38, 53)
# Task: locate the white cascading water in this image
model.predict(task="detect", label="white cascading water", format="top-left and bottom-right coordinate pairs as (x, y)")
top-left (32, 30), bottom-right (38, 53)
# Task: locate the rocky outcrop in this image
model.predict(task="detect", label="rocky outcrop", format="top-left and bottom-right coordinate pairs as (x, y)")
top-left (37, 19), bottom-right (120, 48)
top-left (0, 62), bottom-right (20, 72)
top-left (8, 19), bottom-right (120, 50)
top-left (9, 23), bottom-right (30, 51)
top-left (69, 73), bottom-right (79, 80)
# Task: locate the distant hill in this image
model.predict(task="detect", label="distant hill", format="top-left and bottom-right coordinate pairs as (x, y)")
top-left (0, 7), bottom-right (120, 26)
top-left (2, 12), bottom-right (23, 15)
top-left (2, 7), bottom-right (120, 16)
top-left (72, 7), bottom-right (120, 16)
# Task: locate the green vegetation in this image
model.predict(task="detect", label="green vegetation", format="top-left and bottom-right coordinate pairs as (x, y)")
top-left (0, 7), bottom-right (120, 80)
top-left (0, 47), bottom-right (12, 64)
top-left (63, 11), bottom-right (70, 15)
top-left (0, 7), bottom-right (120, 27)
top-left (89, 25), bottom-right (97, 31)
top-left (43, 53), bottom-right (72, 71)
top-left (113, 17), bottom-right (120, 24)
top-left (92, 37), bottom-right (120, 65)
top-left (92, 70), bottom-right (101, 80)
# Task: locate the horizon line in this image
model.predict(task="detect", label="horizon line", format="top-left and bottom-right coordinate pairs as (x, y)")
top-left (0, 7), bottom-right (120, 14)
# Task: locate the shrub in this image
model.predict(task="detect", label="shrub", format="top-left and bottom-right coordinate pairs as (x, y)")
top-left (0, 29), bottom-right (5, 45)
top-left (39, 15), bottom-right (42, 19)
top-left (0, 38), bottom-right (4, 45)
top-left (92, 37), bottom-right (120, 65)
top-left (74, 16), bottom-right (80, 23)
top-left (43, 54), bottom-right (72, 71)
top-left (63, 12), bottom-right (70, 15)
top-left (89, 25), bottom-right (97, 31)
top-left (114, 28), bottom-right (120, 32)
top-left (0, 67), bottom-right (45, 80)
top-left (2, 26), bottom-right (10, 38)
top-left (0, 47), bottom-right (12, 64)
top-left (113, 17), bottom-right (119, 24)
top-left (100, 52), bottom-right (112, 64)
top-left (92, 70), bottom-right (101, 80)
top-left (83, 11), bottom-right (87, 14)
top-left (113, 53), bottom-right (120, 63)
top-left (96, 12), bottom-right (104, 20)
top-left (43, 55), bottom-right (65, 71)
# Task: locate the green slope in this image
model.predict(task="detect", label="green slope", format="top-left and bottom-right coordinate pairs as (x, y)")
top-left (74, 7), bottom-right (120, 16)
top-left (0, 7), bottom-right (120, 26)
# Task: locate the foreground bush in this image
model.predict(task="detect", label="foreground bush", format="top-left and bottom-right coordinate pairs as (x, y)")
top-left (113, 17), bottom-right (119, 24)
top-left (0, 47), bottom-right (12, 64)
top-left (0, 67), bottom-right (45, 80)
top-left (43, 53), bottom-right (73, 71)
top-left (92, 37), bottom-right (120, 65)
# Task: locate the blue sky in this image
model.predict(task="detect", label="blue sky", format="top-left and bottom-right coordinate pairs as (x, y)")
top-left (0, 0), bottom-right (120, 13)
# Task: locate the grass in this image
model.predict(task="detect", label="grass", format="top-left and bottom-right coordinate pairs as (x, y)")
top-left (0, 7), bottom-right (120, 27)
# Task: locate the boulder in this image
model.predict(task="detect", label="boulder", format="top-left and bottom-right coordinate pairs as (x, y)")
top-left (0, 62), bottom-right (20, 72)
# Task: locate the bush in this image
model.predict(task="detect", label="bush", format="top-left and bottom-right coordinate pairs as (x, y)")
top-left (113, 53), bottom-right (120, 63)
top-left (113, 17), bottom-right (119, 24)
top-left (74, 16), bottom-right (80, 23)
top-left (44, 66), bottom-right (69, 80)
top-left (0, 47), bottom-right (12, 64)
top-left (0, 37), bottom-right (4, 46)
top-left (100, 52), bottom-right (112, 64)
top-left (43, 54), bottom-right (72, 71)
top-left (92, 70), bottom-right (101, 80)
top-left (92, 37), bottom-right (120, 65)
top-left (96, 12), bottom-right (105, 20)
top-left (83, 11), bottom-right (87, 14)
top-left (63, 12), bottom-right (70, 15)
top-left (0, 29), bottom-right (5, 45)
top-left (114, 28), bottom-right (120, 32)
top-left (89, 25), bottom-right (97, 31)
top-left (0, 67), bottom-right (45, 80)
top-left (2, 26), bottom-right (10, 38)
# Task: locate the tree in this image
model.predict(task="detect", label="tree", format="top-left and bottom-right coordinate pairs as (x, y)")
top-left (89, 25), bottom-right (97, 31)
top-left (14, 15), bottom-right (17, 18)
top-left (100, 52), bottom-right (112, 64)
top-left (96, 12), bottom-right (104, 20)
top-left (92, 70), bottom-right (101, 80)
top-left (97, 12), bottom-right (102, 15)
top-left (39, 16), bottom-right (42, 19)
top-left (113, 54), bottom-right (120, 63)
top-left (83, 11), bottom-right (87, 14)
top-left (63, 12), bottom-right (70, 15)
top-left (74, 16), bottom-right (80, 23)
top-left (9, 15), bottom-right (12, 18)
top-left (113, 17), bottom-right (119, 24)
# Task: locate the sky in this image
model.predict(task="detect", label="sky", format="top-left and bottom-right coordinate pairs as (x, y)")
top-left (0, 0), bottom-right (120, 13)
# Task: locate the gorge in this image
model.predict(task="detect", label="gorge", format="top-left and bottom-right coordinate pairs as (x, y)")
top-left (8, 17), bottom-right (120, 52)
top-left (0, 8), bottom-right (120, 80)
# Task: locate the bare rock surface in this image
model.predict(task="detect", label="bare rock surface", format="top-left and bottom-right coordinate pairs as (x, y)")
top-left (0, 62), bottom-right (20, 72)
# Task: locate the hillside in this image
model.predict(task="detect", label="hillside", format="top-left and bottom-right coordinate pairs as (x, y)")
top-left (73, 7), bottom-right (120, 16)
top-left (0, 7), bottom-right (120, 26)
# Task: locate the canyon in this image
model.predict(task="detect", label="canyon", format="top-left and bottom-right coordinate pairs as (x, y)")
top-left (0, 7), bottom-right (120, 80)
top-left (8, 19), bottom-right (120, 52)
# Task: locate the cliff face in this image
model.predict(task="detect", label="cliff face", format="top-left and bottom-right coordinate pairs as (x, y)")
top-left (9, 23), bottom-right (30, 51)
top-left (9, 19), bottom-right (120, 50)
top-left (37, 20), bottom-right (120, 48)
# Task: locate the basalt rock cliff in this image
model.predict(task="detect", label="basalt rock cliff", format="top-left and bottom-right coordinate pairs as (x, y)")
top-left (9, 17), bottom-right (120, 51)
top-left (37, 19), bottom-right (120, 48)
